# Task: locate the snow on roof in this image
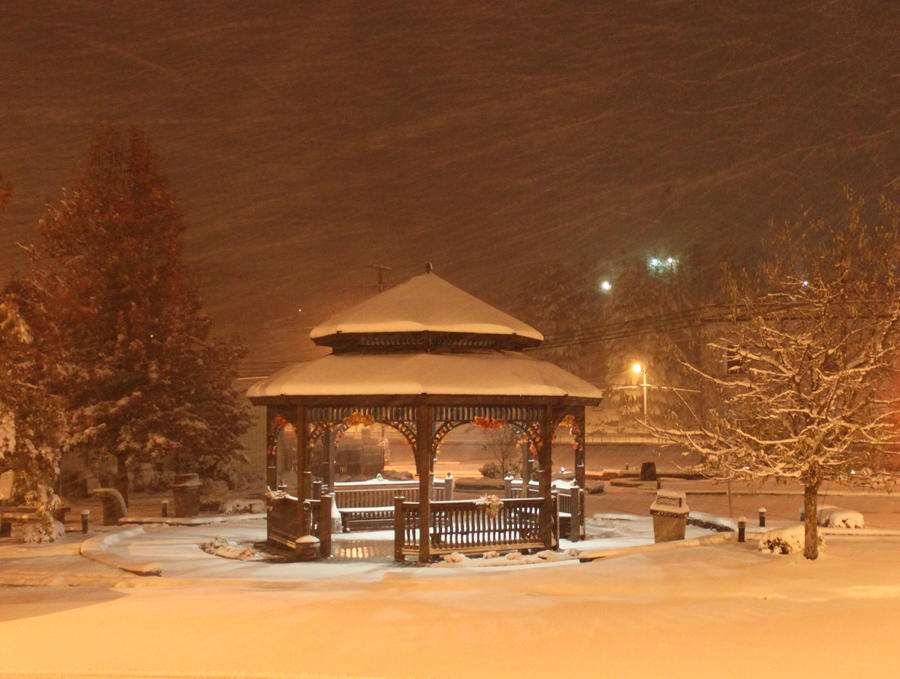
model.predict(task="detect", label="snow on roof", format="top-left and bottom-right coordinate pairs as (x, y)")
top-left (309, 272), bottom-right (543, 343)
top-left (247, 351), bottom-right (602, 400)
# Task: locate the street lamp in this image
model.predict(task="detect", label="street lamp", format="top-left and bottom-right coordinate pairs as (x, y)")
top-left (632, 362), bottom-right (648, 419)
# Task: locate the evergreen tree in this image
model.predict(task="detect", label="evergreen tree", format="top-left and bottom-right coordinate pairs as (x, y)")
top-left (1, 176), bottom-right (65, 537)
top-left (34, 128), bottom-right (250, 504)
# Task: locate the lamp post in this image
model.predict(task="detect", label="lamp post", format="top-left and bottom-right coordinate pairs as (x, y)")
top-left (632, 362), bottom-right (648, 419)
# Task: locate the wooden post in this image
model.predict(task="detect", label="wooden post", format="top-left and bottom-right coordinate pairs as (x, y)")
top-left (394, 495), bottom-right (406, 563)
top-left (295, 406), bottom-right (310, 553)
top-left (758, 507), bottom-right (767, 527)
top-left (415, 404), bottom-right (433, 564)
top-left (578, 487), bottom-right (586, 540)
top-left (303, 471), bottom-right (313, 503)
top-left (521, 440), bottom-right (531, 486)
top-left (266, 406), bottom-right (278, 490)
top-left (504, 474), bottom-right (514, 497)
top-left (445, 473), bottom-right (455, 500)
top-left (538, 405), bottom-right (554, 549)
top-left (324, 428), bottom-right (335, 490)
top-left (738, 516), bottom-right (747, 543)
top-left (568, 488), bottom-right (581, 542)
top-left (575, 408), bottom-right (587, 492)
top-left (551, 492), bottom-right (560, 549)
top-left (318, 494), bottom-right (332, 558)
top-left (312, 479), bottom-right (323, 499)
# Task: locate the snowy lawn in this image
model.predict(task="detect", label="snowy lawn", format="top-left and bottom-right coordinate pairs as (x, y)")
top-left (1, 536), bottom-right (899, 679)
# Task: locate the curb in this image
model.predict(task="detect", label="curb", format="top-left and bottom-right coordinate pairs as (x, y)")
top-left (685, 489), bottom-right (898, 498)
top-left (79, 527), bottom-right (163, 576)
top-left (578, 530), bottom-right (738, 562)
top-left (118, 513), bottom-right (265, 527)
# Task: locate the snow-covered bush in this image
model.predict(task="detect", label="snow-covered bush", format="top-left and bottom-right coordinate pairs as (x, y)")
top-left (223, 498), bottom-right (264, 515)
top-left (201, 536), bottom-right (264, 561)
top-left (14, 519), bottom-right (65, 544)
top-left (759, 525), bottom-right (824, 555)
top-left (818, 507), bottom-right (865, 529)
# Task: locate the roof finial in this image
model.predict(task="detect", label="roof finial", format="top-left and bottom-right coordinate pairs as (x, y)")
top-left (425, 261), bottom-right (433, 274)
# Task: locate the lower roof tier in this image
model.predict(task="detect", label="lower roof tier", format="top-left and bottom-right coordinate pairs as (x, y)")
top-left (247, 350), bottom-right (603, 402)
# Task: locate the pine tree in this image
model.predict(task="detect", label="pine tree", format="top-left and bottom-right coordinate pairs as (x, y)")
top-left (33, 128), bottom-right (250, 504)
top-left (1, 176), bottom-right (65, 537)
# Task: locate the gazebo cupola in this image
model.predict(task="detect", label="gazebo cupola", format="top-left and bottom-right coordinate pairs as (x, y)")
top-left (308, 269), bottom-right (544, 354)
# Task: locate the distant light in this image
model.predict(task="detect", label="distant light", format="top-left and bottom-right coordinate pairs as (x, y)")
top-left (851, 469), bottom-right (856, 475)
top-left (632, 363), bottom-right (643, 374)
top-left (666, 257), bottom-right (674, 264)
top-left (298, 307), bottom-right (302, 312)
top-left (650, 257), bottom-right (660, 266)
top-left (802, 280), bottom-right (809, 287)
top-left (600, 280), bottom-right (612, 292)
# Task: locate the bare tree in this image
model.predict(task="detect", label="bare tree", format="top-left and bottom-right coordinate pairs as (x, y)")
top-left (480, 427), bottom-right (521, 479)
top-left (661, 191), bottom-right (900, 559)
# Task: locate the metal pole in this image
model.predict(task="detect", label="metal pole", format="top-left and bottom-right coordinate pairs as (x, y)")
top-left (642, 366), bottom-right (648, 419)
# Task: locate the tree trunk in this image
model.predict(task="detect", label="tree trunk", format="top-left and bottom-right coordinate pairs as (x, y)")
top-left (115, 454), bottom-right (130, 507)
top-left (802, 480), bottom-right (820, 560)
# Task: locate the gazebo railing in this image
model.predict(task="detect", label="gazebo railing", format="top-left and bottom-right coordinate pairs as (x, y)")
top-left (504, 478), bottom-right (585, 541)
top-left (394, 496), bottom-right (557, 561)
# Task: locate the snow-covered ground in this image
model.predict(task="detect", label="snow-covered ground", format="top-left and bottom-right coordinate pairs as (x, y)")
top-left (1, 532), bottom-right (899, 678)
top-left (2, 485), bottom-right (899, 678)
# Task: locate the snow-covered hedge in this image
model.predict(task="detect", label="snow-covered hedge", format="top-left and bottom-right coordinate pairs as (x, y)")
top-left (758, 525), bottom-right (824, 555)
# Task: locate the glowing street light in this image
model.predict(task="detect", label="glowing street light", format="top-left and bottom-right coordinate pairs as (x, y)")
top-left (600, 280), bottom-right (612, 292)
top-left (632, 362), bottom-right (648, 419)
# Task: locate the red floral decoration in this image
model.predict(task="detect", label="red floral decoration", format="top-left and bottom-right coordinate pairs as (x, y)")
top-left (342, 411), bottom-right (376, 428)
top-left (472, 416), bottom-right (507, 430)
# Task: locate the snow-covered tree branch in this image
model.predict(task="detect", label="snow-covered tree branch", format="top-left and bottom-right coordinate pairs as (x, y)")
top-left (657, 190), bottom-right (900, 559)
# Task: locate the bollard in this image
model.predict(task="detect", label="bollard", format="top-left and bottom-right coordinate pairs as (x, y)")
top-left (161, 500), bottom-right (168, 517)
top-left (656, 478), bottom-right (662, 490)
top-left (758, 507), bottom-right (766, 527)
top-left (81, 509), bottom-right (90, 534)
top-left (737, 516), bottom-right (746, 543)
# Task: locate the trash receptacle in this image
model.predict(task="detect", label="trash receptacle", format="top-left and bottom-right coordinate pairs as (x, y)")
top-left (650, 489), bottom-right (689, 542)
top-left (172, 472), bottom-right (202, 517)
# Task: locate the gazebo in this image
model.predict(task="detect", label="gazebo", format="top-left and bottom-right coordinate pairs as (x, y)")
top-left (247, 268), bottom-right (602, 563)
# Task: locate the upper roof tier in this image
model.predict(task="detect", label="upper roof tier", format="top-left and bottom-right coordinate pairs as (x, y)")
top-left (310, 272), bottom-right (544, 351)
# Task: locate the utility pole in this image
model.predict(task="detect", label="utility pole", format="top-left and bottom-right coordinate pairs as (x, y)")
top-left (368, 264), bottom-right (393, 468)
top-left (368, 264), bottom-right (392, 293)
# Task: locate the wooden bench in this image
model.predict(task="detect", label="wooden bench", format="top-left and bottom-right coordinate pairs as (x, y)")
top-left (328, 475), bottom-right (455, 532)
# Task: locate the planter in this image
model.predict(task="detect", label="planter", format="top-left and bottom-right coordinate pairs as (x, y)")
top-left (172, 472), bottom-right (202, 518)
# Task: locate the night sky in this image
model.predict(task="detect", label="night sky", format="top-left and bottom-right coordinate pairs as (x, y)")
top-left (1, 1), bottom-right (898, 375)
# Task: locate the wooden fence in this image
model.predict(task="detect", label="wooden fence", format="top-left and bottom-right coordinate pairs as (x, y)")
top-left (394, 496), bottom-right (557, 561)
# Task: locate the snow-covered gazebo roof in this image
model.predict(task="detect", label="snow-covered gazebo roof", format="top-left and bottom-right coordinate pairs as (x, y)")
top-left (247, 351), bottom-right (602, 401)
top-left (309, 272), bottom-right (543, 351)
top-left (248, 270), bottom-right (601, 405)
